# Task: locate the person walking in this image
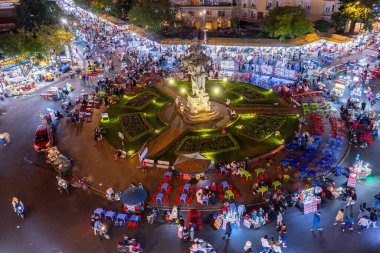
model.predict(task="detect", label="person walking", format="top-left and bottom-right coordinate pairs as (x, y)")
top-left (222, 222), bottom-right (232, 240)
top-left (334, 209), bottom-right (345, 226)
top-left (342, 212), bottom-right (355, 232)
top-left (244, 241), bottom-right (253, 253)
top-left (357, 215), bottom-right (369, 234)
top-left (279, 224), bottom-right (287, 248)
top-left (346, 190), bottom-right (357, 210)
top-left (368, 208), bottom-right (378, 228)
top-left (272, 242), bottom-right (283, 253)
top-left (311, 211), bottom-right (323, 231)
top-left (177, 224), bottom-right (183, 239)
top-left (3, 132), bottom-right (11, 144)
top-left (260, 235), bottom-right (271, 253)
top-left (189, 226), bottom-right (195, 242)
top-left (276, 211), bottom-right (283, 227)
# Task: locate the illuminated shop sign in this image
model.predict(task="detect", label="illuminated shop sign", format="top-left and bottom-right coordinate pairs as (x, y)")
top-left (0, 2), bottom-right (20, 7)
top-left (0, 55), bottom-right (27, 67)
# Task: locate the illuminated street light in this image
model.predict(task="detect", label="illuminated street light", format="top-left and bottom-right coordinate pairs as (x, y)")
top-left (168, 78), bottom-right (175, 85)
top-left (222, 77), bottom-right (228, 82)
top-left (61, 18), bottom-right (68, 24)
top-left (213, 87), bottom-right (220, 94)
top-left (180, 87), bottom-right (186, 94)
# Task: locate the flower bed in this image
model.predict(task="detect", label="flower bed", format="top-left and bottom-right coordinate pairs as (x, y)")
top-left (229, 86), bottom-right (264, 100)
top-left (176, 134), bottom-right (239, 155)
top-left (239, 115), bottom-right (285, 141)
top-left (120, 113), bottom-right (153, 141)
top-left (125, 91), bottom-right (157, 110)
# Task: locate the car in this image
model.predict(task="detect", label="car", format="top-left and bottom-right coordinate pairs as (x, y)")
top-left (44, 73), bottom-right (55, 82)
top-left (34, 125), bottom-right (53, 152)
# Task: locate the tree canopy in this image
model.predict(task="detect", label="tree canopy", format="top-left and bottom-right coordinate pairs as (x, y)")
top-left (16, 0), bottom-right (61, 32)
top-left (340, 2), bottom-right (376, 31)
top-left (262, 6), bottom-right (315, 40)
top-left (128, 0), bottom-right (179, 34)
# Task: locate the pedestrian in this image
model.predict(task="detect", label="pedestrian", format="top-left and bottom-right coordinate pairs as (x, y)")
top-left (238, 204), bottom-right (246, 220)
top-left (346, 190), bottom-right (357, 210)
top-left (260, 235), bottom-right (271, 253)
top-left (311, 211), bottom-right (323, 231)
top-left (334, 209), bottom-right (345, 226)
top-left (189, 226), bottom-right (195, 242)
top-left (368, 208), bottom-right (378, 228)
top-left (342, 212), bottom-right (355, 232)
top-left (272, 242), bottom-right (282, 253)
top-left (2, 132), bottom-right (11, 144)
top-left (357, 215), bottom-right (369, 234)
top-left (276, 211), bottom-right (283, 227)
top-left (361, 100), bottom-right (367, 111)
top-left (177, 224), bottom-right (183, 239)
top-left (279, 224), bottom-right (287, 248)
top-left (358, 203), bottom-right (368, 218)
top-left (0, 133), bottom-right (6, 146)
top-left (244, 241), bottom-right (253, 253)
top-left (222, 222), bottom-right (232, 240)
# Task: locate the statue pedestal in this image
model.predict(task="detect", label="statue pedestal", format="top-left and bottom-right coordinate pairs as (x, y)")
top-left (187, 91), bottom-right (211, 114)
top-left (181, 91), bottom-right (222, 125)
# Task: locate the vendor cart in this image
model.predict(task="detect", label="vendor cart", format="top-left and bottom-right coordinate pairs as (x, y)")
top-left (45, 147), bottom-right (72, 176)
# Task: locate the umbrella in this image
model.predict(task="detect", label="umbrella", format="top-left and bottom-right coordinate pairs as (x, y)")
top-left (173, 152), bottom-right (211, 175)
top-left (121, 187), bottom-right (147, 206)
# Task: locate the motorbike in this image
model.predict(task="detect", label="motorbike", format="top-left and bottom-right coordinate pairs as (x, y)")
top-left (71, 177), bottom-right (88, 190)
top-left (116, 236), bottom-right (143, 253)
top-left (147, 207), bottom-right (159, 224)
top-left (16, 204), bottom-right (25, 219)
top-left (57, 177), bottom-right (70, 194)
top-left (94, 222), bottom-right (110, 240)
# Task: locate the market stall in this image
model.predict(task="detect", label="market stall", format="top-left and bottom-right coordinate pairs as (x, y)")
top-left (296, 187), bottom-right (321, 214)
top-left (213, 203), bottom-right (240, 230)
top-left (45, 146), bottom-right (72, 176)
top-left (349, 160), bottom-right (372, 180)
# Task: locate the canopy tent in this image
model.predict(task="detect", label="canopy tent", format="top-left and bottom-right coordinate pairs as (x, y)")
top-left (121, 187), bottom-right (147, 206)
top-left (173, 152), bottom-right (211, 175)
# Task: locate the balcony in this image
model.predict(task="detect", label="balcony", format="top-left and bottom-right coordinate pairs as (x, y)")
top-left (176, 1), bottom-right (236, 7)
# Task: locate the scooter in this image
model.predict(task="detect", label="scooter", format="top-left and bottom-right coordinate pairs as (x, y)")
top-left (147, 207), bottom-right (159, 224)
top-left (16, 204), bottom-right (25, 219)
top-left (71, 177), bottom-right (88, 190)
top-left (57, 176), bottom-right (70, 195)
top-left (116, 236), bottom-right (143, 252)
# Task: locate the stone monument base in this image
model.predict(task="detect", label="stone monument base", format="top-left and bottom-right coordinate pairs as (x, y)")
top-left (181, 107), bottom-right (222, 125)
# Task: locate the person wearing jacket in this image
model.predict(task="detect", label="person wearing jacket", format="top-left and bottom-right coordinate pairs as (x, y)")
top-left (334, 209), bottom-right (345, 226)
top-left (358, 216), bottom-right (369, 234)
top-left (222, 222), bottom-right (232, 240)
top-left (367, 209), bottom-right (378, 228)
top-left (342, 212), bottom-right (354, 232)
top-left (311, 211), bottom-right (322, 231)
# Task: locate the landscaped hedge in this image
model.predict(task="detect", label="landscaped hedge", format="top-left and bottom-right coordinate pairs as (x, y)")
top-left (238, 115), bottom-right (285, 141)
top-left (230, 86), bottom-right (264, 100)
top-left (119, 112), bottom-right (153, 142)
top-left (176, 133), bottom-right (239, 155)
top-left (125, 91), bottom-right (158, 110)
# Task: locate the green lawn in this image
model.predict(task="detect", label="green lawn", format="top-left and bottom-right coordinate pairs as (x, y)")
top-left (168, 80), bottom-right (280, 107)
top-left (156, 114), bottom-right (298, 163)
top-left (101, 87), bottom-right (170, 153)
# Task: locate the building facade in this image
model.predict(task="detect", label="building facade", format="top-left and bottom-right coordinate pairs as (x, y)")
top-left (171, 0), bottom-right (341, 30)
top-left (0, 0), bottom-right (19, 32)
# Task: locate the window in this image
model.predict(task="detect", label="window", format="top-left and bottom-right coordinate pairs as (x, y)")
top-left (218, 11), bottom-right (226, 17)
top-left (257, 11), bottom-right (264, 19)
top-left (244, 12), bottom-right (247, 17)
top-left (251, 11), bottom-right (255, 18)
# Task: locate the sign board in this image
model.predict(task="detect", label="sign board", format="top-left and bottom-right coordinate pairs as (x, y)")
top-left (347, 173), bottom-right (357, 188)
top-left (0, 56), bottom-right (27, 67)
top-left (138, 142), bottom-right (148, 163)
top-left (303, 201), bottom-right (318, 215)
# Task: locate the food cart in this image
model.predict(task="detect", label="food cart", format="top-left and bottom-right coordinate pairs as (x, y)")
top-left (45, 146), bottom-right (72, 176)
top-left (296, 187), bottom-right (321, 214)
top-left (213, 203), bottom-right (240, 230)
top-left (349, 160), bottom-right (372, 180)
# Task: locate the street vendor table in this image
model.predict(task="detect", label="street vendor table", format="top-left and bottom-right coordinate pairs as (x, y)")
top-left (240, 169), bottom-right (252, 181)
top-left (258, 186), bottom-right (268, 196)
top-left (283, 174), bottom-right (290, 182)
top-left (272, 181), bottom-right (282, 190)
top-left (180, 194), bottom-right (188, 204)
top-left (156, 193), bottom-right (164, 204)
top-left (183, 183), bottom-right (190, 194)
top-left (221, 181), bottom-right (229, 191)
top-left (255, 168), bottom-right (265, 176)
top-left (225, 190), bottom-right (235, 201)
top-left (161, 183), bottom-right (169, 193)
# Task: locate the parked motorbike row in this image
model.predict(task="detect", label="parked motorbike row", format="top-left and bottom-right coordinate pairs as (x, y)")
top-left (56, 176), bottom-right (88, 195)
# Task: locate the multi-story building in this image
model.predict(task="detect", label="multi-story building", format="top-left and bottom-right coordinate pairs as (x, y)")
top-left (0, 0), bottom-right (19, 32)
top-left (171, 0), bottom-right (341, 30)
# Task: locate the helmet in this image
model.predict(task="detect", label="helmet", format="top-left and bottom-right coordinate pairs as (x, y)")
top-left (12, 197), bottom-right (18, 202)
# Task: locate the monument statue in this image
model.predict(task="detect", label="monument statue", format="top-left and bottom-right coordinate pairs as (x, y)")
top-left (183, 39), bottom-right (213, 114)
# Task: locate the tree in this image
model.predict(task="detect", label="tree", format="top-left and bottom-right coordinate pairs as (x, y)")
top-left (128, 0), bottom-right (179, 34)
top-left (37, 25), bottom-right (73, 55)
top-left (262, 6), bottom-right (314, 40)
top-left (340, 2), bottom-right (375, 32)
top-left (111, 0), bottom-right (136, 19)
top-left (16, 0), bottom-right (60, 32)
top-left (314, 20), bottom-right (331, 33)
top-left (91, 0), bottom-right (113, 13)
top-left (331, 12), bottom-right (347, 32)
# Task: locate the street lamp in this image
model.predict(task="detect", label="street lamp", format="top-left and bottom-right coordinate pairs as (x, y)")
top-left (61, 18), bottom-right (68, 24)
top-left (199, 10), bottom-right (208, 45)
